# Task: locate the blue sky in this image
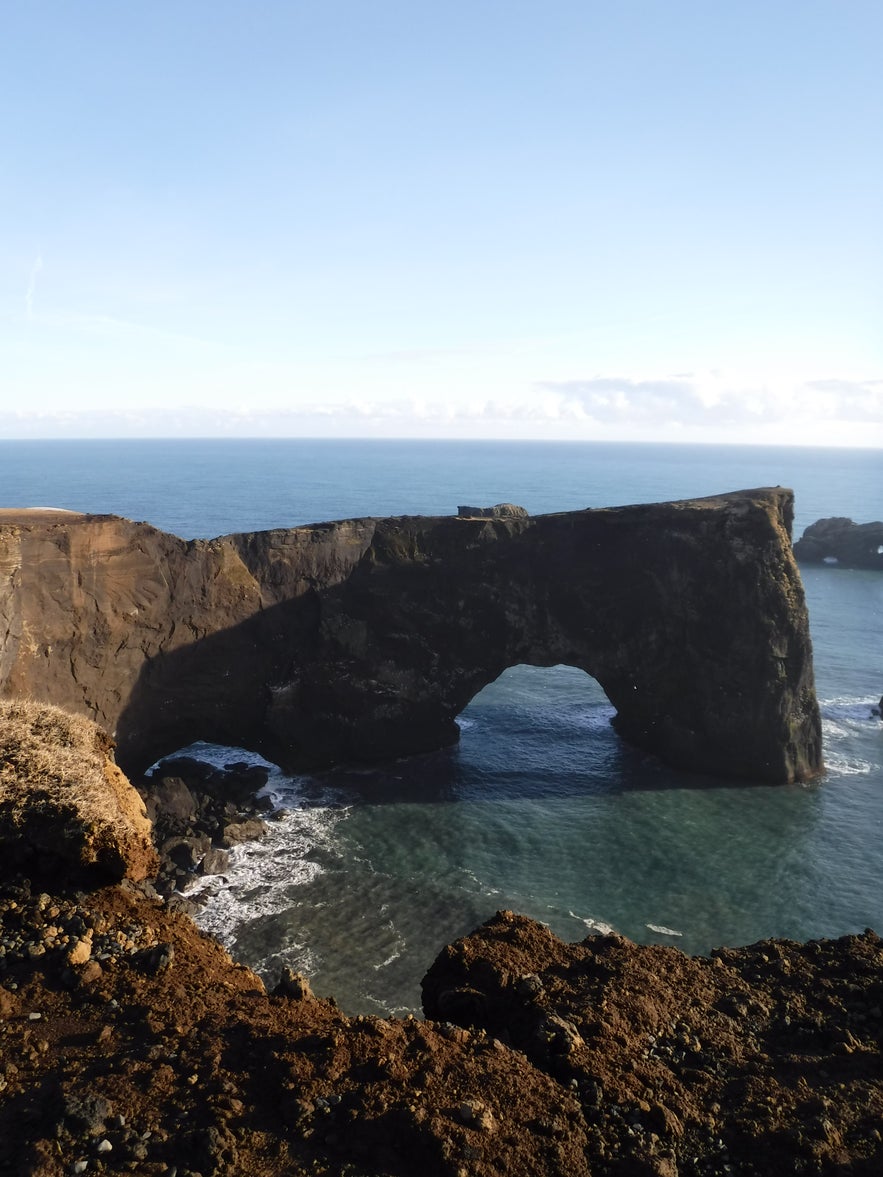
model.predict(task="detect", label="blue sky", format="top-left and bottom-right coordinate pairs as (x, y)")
top-left (2, 1), bottom-right (881, 442)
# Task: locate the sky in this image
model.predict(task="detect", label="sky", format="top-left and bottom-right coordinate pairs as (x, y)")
top-left (2, 1), bottom-right (881, 444)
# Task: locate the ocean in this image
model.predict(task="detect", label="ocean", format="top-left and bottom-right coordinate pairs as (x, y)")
top-left (2, 438), bottom-right (881, 1015)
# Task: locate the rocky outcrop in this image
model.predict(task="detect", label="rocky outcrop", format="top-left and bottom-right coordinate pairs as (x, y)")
top-left (793, 516), bottom-right (883, 569)
top-left (2, 879), bottom-right (881, 1177)
top-left (0, 700), bottom-right (157, 884)
top-left (457, 503), bottom-right (529, 519)
top-left (423, 911), bottom-right (883, 1176)
top-left (0, 489), bottom-right (822, 783)
top-left (139, 757), bottom-right (271, 907)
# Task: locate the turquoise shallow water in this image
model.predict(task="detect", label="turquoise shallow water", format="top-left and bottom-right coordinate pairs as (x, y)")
top-left (1, 438), bottom-right (881, 1013)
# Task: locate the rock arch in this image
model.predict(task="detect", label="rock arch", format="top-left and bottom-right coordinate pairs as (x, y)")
top-left (0, 489), bottom-right (822, 783)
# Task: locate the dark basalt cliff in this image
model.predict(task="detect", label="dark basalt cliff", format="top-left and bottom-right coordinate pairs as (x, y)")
top-left (0, 488), bottom-right (822, 783)
top-left (793, 516), bottom-right (883, 570)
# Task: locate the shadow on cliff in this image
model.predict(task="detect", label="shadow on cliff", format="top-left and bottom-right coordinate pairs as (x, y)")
top-left (114, 591), bottom-right (323, 777)
top-left (113, 588), bottom-right (666, 794)
top-left (114, 585), bottom-right (813, 795)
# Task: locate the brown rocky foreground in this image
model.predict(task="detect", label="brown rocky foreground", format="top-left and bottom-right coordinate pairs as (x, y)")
top-left (2, 885), bottom-right (882, 1177)
top-left (1, 703), bottom-right (881, 1176)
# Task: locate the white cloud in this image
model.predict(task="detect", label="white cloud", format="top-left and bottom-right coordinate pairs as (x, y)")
top-left (0, 369), bottom-right (880, 445)
top-left (536, 372), bottom-right (883, 432)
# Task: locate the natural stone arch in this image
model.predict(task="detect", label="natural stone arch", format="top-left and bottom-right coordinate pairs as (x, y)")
top-left (238, 489), bottom-right (820, 784)
top-left (0, 489), bottom-right (822, 783)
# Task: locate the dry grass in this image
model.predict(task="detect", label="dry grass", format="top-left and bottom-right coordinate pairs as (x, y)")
top-left (0, 698), bottom-right (157, 883)
top-left (0, 699), bottom-right (113, 800)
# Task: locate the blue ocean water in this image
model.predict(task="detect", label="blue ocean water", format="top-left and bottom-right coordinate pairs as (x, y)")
top-left (2, 439), bottom-right (881, 1014)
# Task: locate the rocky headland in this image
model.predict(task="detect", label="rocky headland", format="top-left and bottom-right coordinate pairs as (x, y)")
top-left (0, 488), bottom-right (822, 783)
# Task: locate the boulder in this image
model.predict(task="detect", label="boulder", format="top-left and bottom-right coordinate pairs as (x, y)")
top-left (199, 847), bottom-right (231, 875)
top-left (221, 818), bottom-right (268, 847)
top-left (143, 776), bottom-right (198, 826)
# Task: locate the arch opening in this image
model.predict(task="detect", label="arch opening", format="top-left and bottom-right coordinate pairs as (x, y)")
top-left (454, 664), bottom-right (622, 786)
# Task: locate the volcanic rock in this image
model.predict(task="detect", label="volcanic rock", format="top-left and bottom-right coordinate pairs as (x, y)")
top-left (0, 704), bottom-right (878, 1177)
top-left (0, 491), bottom-right (822, 784)
top-left (422, 909), bottom-right (883, 1175)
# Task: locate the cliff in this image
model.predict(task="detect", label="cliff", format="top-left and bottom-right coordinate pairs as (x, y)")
top-left (0, 489), bottom-right (821, 784)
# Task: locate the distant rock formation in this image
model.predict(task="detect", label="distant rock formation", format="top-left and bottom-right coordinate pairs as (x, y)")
top-left (793, 516), bottom-right (883, 570)
top-left (0, 489), bottom-right (822, 783)
top-left (457, 503), bottom-right (529, 519)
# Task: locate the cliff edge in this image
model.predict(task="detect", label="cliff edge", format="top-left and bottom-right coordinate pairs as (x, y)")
top-left (0, 700), bottom-right (156, 884)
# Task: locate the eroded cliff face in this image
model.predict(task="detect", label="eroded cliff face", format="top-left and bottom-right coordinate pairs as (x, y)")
top-left (0, 489), bottom-right (822, 783)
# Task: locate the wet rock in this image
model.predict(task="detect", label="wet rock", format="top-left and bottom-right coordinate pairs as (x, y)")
top-left (220, 819), bottom-right (267, 847)
top-left (162, 835), bottom-right (211, 870)
top-left (199, 848), bottom-right (231, 876)
top-left (146, 776), bottom-right (199, 826)
top-left (166, 895), bottom-right (200, 916)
